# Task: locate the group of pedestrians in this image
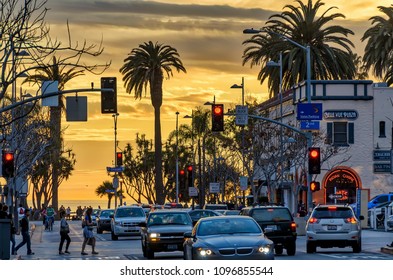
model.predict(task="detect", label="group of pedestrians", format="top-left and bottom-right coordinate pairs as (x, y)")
top-left (1, 203), bottom-right (99, 257)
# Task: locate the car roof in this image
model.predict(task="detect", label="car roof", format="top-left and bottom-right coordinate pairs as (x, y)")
top-left (148, 209), bottom-right (188, 214)
top-left (199, 215), bottom-right (253, 221)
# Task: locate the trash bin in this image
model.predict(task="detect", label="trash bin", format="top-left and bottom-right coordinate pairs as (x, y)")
top-left (0, 219), bottom-right (11, 260)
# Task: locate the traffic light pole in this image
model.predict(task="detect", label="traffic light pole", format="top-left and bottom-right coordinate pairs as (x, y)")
top-left (113, 113), bottom-right (119, 208)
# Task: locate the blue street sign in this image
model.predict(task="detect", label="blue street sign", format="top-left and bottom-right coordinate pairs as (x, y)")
top-left (106, 166), bottom-right (124, 172)
top-left (300, 120), bottom-right (320, 130)
top-left (297, 103), bottom-right (323, 120)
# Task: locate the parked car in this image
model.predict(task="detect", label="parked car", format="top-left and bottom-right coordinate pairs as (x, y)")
top-left (305, 204), bottom-right (364, 253)
top-left (240, 205), bottom-right (297, 256)
top-left (222, 210), bottom-right (240, 216)
top-left (183, 216), bottom-right (274, 260)
top-left (187, 209), bottom-right (222, 223)
top-left (110, 206), bottom-right (146, 240)
top-left (91, 209), bottom-right (100, 226)
top-left (351, 193), bottom-right (393, 213)
top-left (96, 209), bottom-right (115, 234)
top-left (139, 210), bottom-right (193, 259)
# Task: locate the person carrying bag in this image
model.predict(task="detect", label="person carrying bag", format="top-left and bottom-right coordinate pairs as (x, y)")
top-left (81, 207), bottom-right (98, 255)
top-left (59, 211), bottom-right (71, 254)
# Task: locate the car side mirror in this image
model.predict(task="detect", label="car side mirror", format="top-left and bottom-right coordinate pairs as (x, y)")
top-left (109, 214), bottom-right (114, 218)
top-left (264, 227), bottom-right (274, 234)
top-left (359, 215), bottom-right (365, 221)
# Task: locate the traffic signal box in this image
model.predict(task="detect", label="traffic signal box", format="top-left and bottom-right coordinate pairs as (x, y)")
top-left (2, 151), bottom-right (14, 178)
top-left (101, 77), bottom-right (117, 114)
top-left (212, 104), bottom-right (224, 132)
top-left (187, 165), bottom-right (193, 188)
top-left (308, 147), bottom-right (321, 174)
top-left (310, 181), bottom-right (321, 192)
top-left (116, 152), bottom-right (123, 167)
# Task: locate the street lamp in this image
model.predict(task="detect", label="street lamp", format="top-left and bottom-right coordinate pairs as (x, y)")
top-left (266, 52), bottom-right (284, 191)
top-left (175, 111), bottom-right (179, 203)
top-left (230, 77), bottom-right (247, 205)
top-left (184, 112), bottom-right (195, 208)
top-left (244, 27), bottom-right (314, 211)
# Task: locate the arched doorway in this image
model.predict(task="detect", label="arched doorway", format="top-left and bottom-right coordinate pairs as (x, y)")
top-left (322, 167), bottom-right (361, 204)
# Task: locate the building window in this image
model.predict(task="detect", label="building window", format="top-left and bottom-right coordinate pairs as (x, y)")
top-left (379, 121), bottom-right (386, 137)
top-left (326, 122), bottom-right (354, 146)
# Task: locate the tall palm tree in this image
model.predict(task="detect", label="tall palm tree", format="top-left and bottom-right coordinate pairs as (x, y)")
top-left (23, 56), bottom-right (85, 212)
top-left (362, 5), bottom-right (393, 85)
top-left (119, 41), bottom-right (186, 204)
top-left (242, 0), bottom-right (356, 97)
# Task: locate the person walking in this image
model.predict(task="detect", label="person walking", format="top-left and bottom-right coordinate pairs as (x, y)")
top-left (59, 211), bottom-right (71, 255)
top-left (14, 208), bottom-right (34, 255)
top-left (81, 207), bottom-right (98, 255)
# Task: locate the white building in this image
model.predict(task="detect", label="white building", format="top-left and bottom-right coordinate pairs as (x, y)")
top-left (254, 80), bottom-right (393, 216)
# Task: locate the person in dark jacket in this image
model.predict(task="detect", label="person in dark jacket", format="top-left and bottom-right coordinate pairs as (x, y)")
top-left (14, 208), bottom-right (34, 255)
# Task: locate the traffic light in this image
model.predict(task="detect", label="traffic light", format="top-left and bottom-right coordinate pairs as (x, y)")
top-left (187, 165), bottom-right (193, 187)
top-left (212, 104), bottom-right (224, 132)
top-left (310, 181), bottom-right (321, 192)
top-left (308, 147), bottom-right (321, 174)
top-left (179, 169), bottom-right (185, 188)
top-left (116, 152), bottom-right (123, 166)
top-left (101, 77), bottom-right (117, 114)
top-left (2, 151), bottom-right (14, 178)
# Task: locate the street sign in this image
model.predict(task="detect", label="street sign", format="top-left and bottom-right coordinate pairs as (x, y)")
top-left (300, 120), bottom-right (320, 130)
top-left (188, 187), bottom-right (198, 197)
top-left (106, 166), bottom-right (124, 172)
top-left (297, 103), bottom-right (323, 120)
top-left (328, 193), bottom-right (343, 200)
top-left (113, 177), bottom-right (119, 189)
top-left (235, 105), bottom-right (248, 125)
top-left (240, 176), bottom-right (248, 191)
top-left (209, 182), bottom-right (220, 193)
top-left (105, 189), bottom-right (115, 193)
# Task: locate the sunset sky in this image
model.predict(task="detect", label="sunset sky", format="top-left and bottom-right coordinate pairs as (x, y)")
top-left (27, 0), bottom-right (391, 202)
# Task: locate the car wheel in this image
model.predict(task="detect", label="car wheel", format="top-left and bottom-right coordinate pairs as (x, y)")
top-left (146, 246), bottom-right (154, 259)
top-left (111, 230), bottom-right (118, 240)
top-left (352, 239), bottom-right (362, 253)
top-left (275, 246), bottom-right (283, 255)
top-left (286, 242), bottom-right (296, 256)
top-left (306, 241), bottom-right (316, 254)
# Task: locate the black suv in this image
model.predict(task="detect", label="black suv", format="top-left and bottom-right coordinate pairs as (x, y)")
top-left (240, 205), bottom-right (297, 256)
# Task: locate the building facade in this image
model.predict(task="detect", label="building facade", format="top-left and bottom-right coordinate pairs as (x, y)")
top-left (254, 80), bottom-right (393, 216)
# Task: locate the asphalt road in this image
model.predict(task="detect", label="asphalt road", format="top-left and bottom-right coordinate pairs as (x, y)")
top-left (10, 220), bottom-right (393, 260)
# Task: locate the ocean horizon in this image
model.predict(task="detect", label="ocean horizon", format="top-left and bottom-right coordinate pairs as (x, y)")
top-left (28, 199), bottom-right (125, 211)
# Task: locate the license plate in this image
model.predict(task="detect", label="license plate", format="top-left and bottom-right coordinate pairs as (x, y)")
top-left (266, 225), bottom-right (277, 230)
top-left (167, 244), bottom-right (177, 250)
top-left (327, 225), bottom-right (337, 230)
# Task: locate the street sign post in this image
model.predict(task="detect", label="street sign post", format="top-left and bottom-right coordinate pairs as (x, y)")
top-left (209, 182), bottom-right (220, 194)
top-left (188, 187), bottom-right (198, 197)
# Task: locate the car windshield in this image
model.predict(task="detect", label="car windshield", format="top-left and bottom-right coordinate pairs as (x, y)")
top-left (147, 213), bottom-right (191, 226)
top-left (115, 208), bottom-right (145, 218)
top-left (100, 210), bottom-right (114, 217)
top-left (251, 208), bottom-right (292, 222)
top-left (312, 207), bottom-right (353, 219)
top-left (197, 218), bottom-right (261, 236)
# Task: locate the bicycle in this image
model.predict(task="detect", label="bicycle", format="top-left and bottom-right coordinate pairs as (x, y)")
top-left (45, 216), bottom-right (54, 231)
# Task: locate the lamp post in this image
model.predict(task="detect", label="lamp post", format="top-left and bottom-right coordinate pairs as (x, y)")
top-left (184, 112), bottom-right (194, 208)
top-left (267, 52), bottom-right (284, 193)
top-left (175, 111), bottom-right (179, 203)
top-left (244, 28), bottom-right (313, 211)
top-left (112, 113), bottom-right (119, 209)
top-left (230, 78), bottom-right (247, 206)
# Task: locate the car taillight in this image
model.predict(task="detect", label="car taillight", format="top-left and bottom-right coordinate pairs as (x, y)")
top-left (290, 222), bottom-right (297, 232)
top-left (345, 217), bottom-right (357, 224)
top-left (308, 217), bottom-right (320, 224)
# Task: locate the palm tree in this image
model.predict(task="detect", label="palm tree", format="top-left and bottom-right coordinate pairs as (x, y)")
top-left (23, 56), bottom-right (85, 212)
top-left (119, 41), bottom-right (186, 204)
top-left (362, 5), bottom-right (393, 85)
top-left (242, 0), bottom-right (356, 97)
top-left (95, 181), bottom-right (115, 209)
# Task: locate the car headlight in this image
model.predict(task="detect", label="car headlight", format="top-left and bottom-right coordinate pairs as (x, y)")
top-left (258, 244), bottom-right (273, 254)
top-left (197, 248), bottom-right (213, 257)
top-left (149, 233), bottom-right (160, 241)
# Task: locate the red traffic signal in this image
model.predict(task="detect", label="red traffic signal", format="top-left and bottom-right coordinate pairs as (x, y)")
top-left (187, 165), bottom-right (193, 172)
top-left (2, 151), bottom-right (14, 178)
top-left (310, 181), bottom-right (321, 192)
top-left (179, 169), bottom-right (185, 176)
top-left (308, 147), bottom-right (321, 174)
top-left (212, 104), bottom-right (224, 132)
top-left (116, 152), bottom-right (123, 166)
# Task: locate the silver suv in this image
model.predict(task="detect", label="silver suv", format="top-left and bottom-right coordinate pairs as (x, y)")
top-left (110, 206), bottom-right (146, 240)
top-left (306, 204), bottom-right (364, 253)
